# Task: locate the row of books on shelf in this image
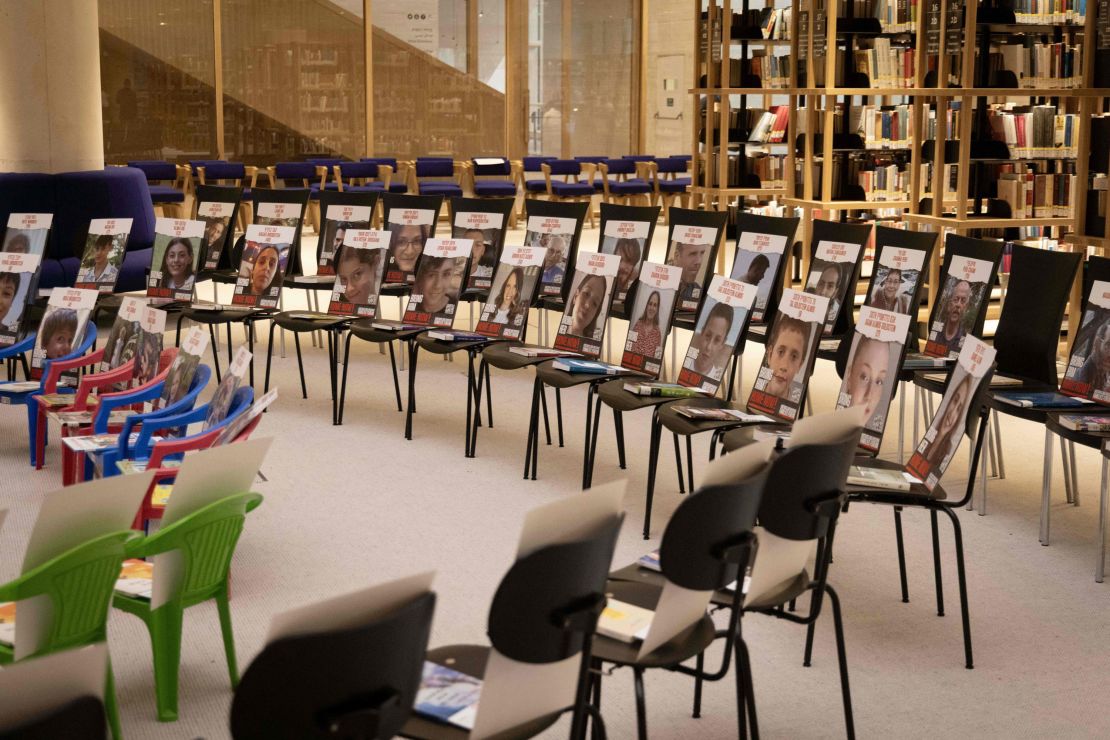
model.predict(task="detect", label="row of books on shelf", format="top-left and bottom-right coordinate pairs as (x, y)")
top-left (1009, 0), bottom-right (1087, 24)
top-left (858, 104), bottom-right (913, 150)
top-left (986, 106), bottom-right (1080, 160)
top-left (700, 151), bottom-right (786, 190)
top-left (876, 0), bottom-right (919, 33)
top-left (996, 170), bottom-right (1076, 219)
top-left (990, 41), bottom-right (1085, 89)
top-left (747, 54), bottom-right (791, 89)
top-left (748, 106), bottom-right (790, 143)
top-left (853, 38), bottom-right (916, 90)
top-left (859, 164), bottom-right (911, 202)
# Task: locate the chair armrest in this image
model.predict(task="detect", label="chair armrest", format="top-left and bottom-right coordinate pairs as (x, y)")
top-left (265, 166), bottom-right (277, 188)
top-left (146, 426), bottom-right (222, 469)
top-left (380, 164), bottom-right (394, 190)
top-left (245, 165), bottom-right (259, 187)
top-left (510, 160), bottom-right (523, 185)
top-left (74, 358), bottom-right (136, 410)
top-left (453, 161), bottom-right (465, 184)
top-left (541, 163), bottom-right (554, 194)
top-left (126, 492), bottom-right (264, 558)
top-left (130, 404), bottom-right (209, 459)
top-left (0, 333), bottom-right (36, 360)
top-left (43, 348), bottom-right (105, 393)
top-left (196, 165), bottom-right (207, 185)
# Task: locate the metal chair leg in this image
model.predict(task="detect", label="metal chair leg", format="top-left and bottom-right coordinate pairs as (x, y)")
top-left (992, 409), bottom-right (1006, 480)
top-left (825, 585), bottom-right (856, 739)
top-left (1098, 457), bottom-right (1108, 583)
top-left (614, 409), bottom-right (626, 469)
top-left (939, 505), bottom-right (974, 669)
top-left (894, 507), bottom-right (909, 603)
top-left (1041, 428), bottom-right (1053, 545)
top-left (632, 667), bottom-right (648, 740)
top-left (337, 331), bottom-right (354, 425)
top-left (643, 416), bottom-right (662, 539)
top-left (673, 432), bottom-right (685, 494)
top-left (931, 508), bottom-right (945, 617)
top-left (262, 321), bottom-right (277, 394)
top-left (387, 342), bottom-right (402, 412)
top-left (293, 331), bottom-right (307, 399)
top-left (1069, 441), bottom-right (1080, 507)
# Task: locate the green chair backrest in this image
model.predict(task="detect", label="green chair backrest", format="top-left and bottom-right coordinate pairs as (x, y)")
top-left (132, 492), bottom-right (263, 606)
top-left (1, 531), bottom-right (138, 657)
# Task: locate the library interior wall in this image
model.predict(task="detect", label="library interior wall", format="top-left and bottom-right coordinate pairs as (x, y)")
top-left (0, 0), bottom-right (105, 173)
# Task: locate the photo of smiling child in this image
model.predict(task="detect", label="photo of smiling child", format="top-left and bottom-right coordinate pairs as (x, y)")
top-left (402, 238), bottom-right (473, 328)
top-left (148, 218), bottom-right (205, 302)
top-left (476, 245), bottom-right (546, 340)
top-left (2, 213), bottom-right (52, 257)
top-left (835, 306), bottom-right (912, 452)
top-left (748, 288), bottom-right (829, 421)
top-left (327, 229), bottom-right (389, 318)
top-left (0, 252), bottom-right (40, 347)
top-left (31, 288), bottom-right (97, 369)
top-left (75, 218), bottom-right (133, 293)
top-left (677, 275), bottom-right (755, 395)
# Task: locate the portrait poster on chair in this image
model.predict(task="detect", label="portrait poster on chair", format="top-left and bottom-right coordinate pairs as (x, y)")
top-left (526, 214), bottom-right (579, 296)
top-left (231, 224), bottom-right (296, 309)
top-left (748, 288), bottom-right (829, 421)
top-left (621, 262), bottom-right (681, 377)
top-left (327, 229), bottom-right (389, 318)
top-left (31, 288), bottom-right (97, 370)
top-left (677, 276), bottom-right (756, 394)
top-left (906, 336), bottom-right (996, 490)
top-left (454, 210), bottom-right (506, 292)
top-left (317, 205), bottom-right (373, 276)
top-left (599, 219), bottom-right (651, 304)
top-left (74, 218), bottom-right (132, 293)
top-left (835, 306), bottom-right (912, 453)
top-left (147, 218), bottom-right (204, 302)
top-left (204, 346), bottom-right (252, 430)
top-left (866, 245), bottom-right (927, 313)
top-left (729, 229), bottom-right (789, 323)
top-left (197, 201), bottom-right (236, 270)
top-left (476, 245), bottom-right (546, 340)
top-left (552, 252), bottom-right (621, 357)
top-left (134, 304), bottom-right (167, 385)
top-left (154, 325), bottom-right (210, 411)
top-left (384, 207), bottom-right (436, 285)
top-left (665, 223), bottom-right (718, 312)
top-left (922, 254), bottom-right (993, 357)
top-left (99, 295), bottom-right (145, 372)
top-left (803, 240), bottom-right (862, 334)
top-left (0, 252), bottom-right (40, 347)
top-left (2, 213), bottom-right (52, 256)
top-left (1060, 280), bottom-right (1110, 403)
top-left (402, 238), bottom-right (473, 327)
top-left (254, 201), bottom-right (301, 229)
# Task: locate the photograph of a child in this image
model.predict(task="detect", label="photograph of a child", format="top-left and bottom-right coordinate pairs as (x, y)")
top-left (237, 240), bottom-right (292, 298)
top-left (804, 259), bottom-right (850, 331)
top-left (682, 299), bottom-right (746, 382)
top-left (558, 272), bottom-right (614, 342)
top-left (101, 314), bottom-right (140, 371)
top-left (151, 235), bottom-right (201, 293)
top-left (2, 228), bottom-right (48, 256)
top-left (625, 287), bottom-right (677, 362)
top-left (928, 273), bottom-right (988, 356)
top-left (33, 303), bottom-right (90, 367)
top-left (837, 332), bottom-right (901, 435)
top-left (480, 264), bottom-right (540, 329)
top-left (0, 270), bottom-right (33, 336)
top-left (204, 372), bottom-right (242, 430)
top-left (408, 254), bottom-right (468, 321)
top-left (454, 225), bottom-right (499, 286)
top-left (754, 312), bottom-right (819, 404)
top-left (386, 222), bottom-right (432, 283)
top-left (731, 249), bottom-right (781, 319)
top-left (76, 232), bottom-right (127, 288)
top-left (333, 245), bottom-right (385, 310)
top-left (133, 330), bottom-right (163, 384)
top-left (600, 235), bottom-right (646, 302)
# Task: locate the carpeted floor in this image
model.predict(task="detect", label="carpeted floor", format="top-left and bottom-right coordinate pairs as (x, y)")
top-left (3, 225), bottom-right (1110, 739)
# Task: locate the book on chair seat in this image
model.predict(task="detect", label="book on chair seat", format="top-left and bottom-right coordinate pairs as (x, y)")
top-left (508, 346), bottom-right (577, 358)
top-left (624, 382), bottom-right (710, 398)
top-left (551, 358), bottom-right (625, 375)
top-left (903, 352), bottom-right (955, 369)
top-left (1057, 414), bottom-right (1110, 432)
top-left (597, 598), bottom-right (653, 643)
top-left (415, 662), bottom-right (481, 730)
top-left (993, 391), bottom-right (1094, 408)
top-left (847, 465), bottom-right (914, 491)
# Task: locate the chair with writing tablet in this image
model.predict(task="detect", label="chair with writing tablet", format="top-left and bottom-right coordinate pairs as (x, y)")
top-left (230, 590), bottom-right (435, 740)
top-left (113, 491), bottom-right (264, 723)
top-left (845, 361), bottom-right (995, 669)
top-left (0, 530), bottom-right (140, 739)
top-left (400, 512), bottom-right (622, 740)
top-left (0, 324), bottom-right (98, 468)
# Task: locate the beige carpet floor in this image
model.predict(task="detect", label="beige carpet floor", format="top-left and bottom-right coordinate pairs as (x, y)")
top-left (3, 225), bottom-right (1110, 739)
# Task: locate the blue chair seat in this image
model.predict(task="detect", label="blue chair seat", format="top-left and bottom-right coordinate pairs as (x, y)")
top-left (474, 180), bottom-right (517, 196)
top-left (345, 183), bottom-right (386, 193)
top-left (323, 182), bottom-right (342, 191)
top-left (525, 179), bottom-right (548, 193)
top-left (418, 183), bottom-right (463, 196)
top-left (658, 178), bottom-right (691, 193)
top-left (118, 248), bottom-right (152, 293)
top-left (148, 185), bottom-right (186, 204)
top-left (607, 179), bottom-right (652, 194)
top-left (551, 181), bottom-right (595, 197)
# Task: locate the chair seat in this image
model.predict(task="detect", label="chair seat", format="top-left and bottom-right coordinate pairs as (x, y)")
top-left (590, 579), bottom-right (718, 670)
top-left (270, 311), bottom-right (349, 332)
top-left (524, 178), bottom-right (548, 193)
top-left (658, 179), bottom-right (691, 193)
top-left (388, 182), bottom-right (410, 193)
top-left (347, 318), bottom-right (424, 344)
top-left (536, 361), bottom-right (643, 390)
top-left (596, 378), bottom-right (677, 413)
top-left (473, 180), bottom-right (517, 196)
top-left (418, 183), bottom-right (463, 196)
top-left (148, 185), bottom-right (186, 204)
top-left (415, 334), bottom-right (492, 355)
top-left (1044, 410), bottom-right (1110, 450)
top-left (551, 182), bottom-right (595, 197)
top-left (846, 457), bottom-right (948, 501)
top-left (604, 179), bottom-right (652, 195)
top-left (481, 342), bottom-right (550, 371)
top-left (399, 644), bottom-right (563, 740)
top-left (343, 183), bottom-right (386, 193)
top-left (179, 306), bottom-right (268, 324)
top-left (719, 422), bottom-right (792, 453)
top-left (657, 397), bottom-right (750, 437)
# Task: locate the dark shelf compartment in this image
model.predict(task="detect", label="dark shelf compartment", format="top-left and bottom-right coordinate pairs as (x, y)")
top-left (835, 17), bottom-right (884, 35)
top-left (796, 133), bottom-right (866, 154)
top-left (922, 139), bottom-right (1010, 162)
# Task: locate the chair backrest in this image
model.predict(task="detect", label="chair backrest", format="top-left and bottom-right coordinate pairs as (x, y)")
top-left (655, 157), bottom-right (688, 175)
top-left (1082, 255), bottom-right (1110, 309)
top-left (573, 155), bottom-right (608, 164)
top-left (546, 159), bottom-right (582, 177)
top-left (521, 156), bottom-right (555, 173)
top-left (271, 162), bottom-right (318, 185)
top-left (993, 244), bottom-right (1082, 385)
top-left (361, 157), bottom-right (399, 169)
top-left (659, 460), bottom-right (771, 592)
top-left (147, 492), bottom-right (262, 605)
top-left (0, 695), bottom-right (106, 740)
top-left (6, 531), bottom-right (136, 658)
top-left (127, 161), bottom-right (177, 183)
top-left (230, 591), bottom-right (435, 740)
top-left (414, 158), bottom-right (455, 178)
top-left (200, 162), bottom-right (247, 182)
top-left (622, 155), bottom-right (656, 162)
top-left (471, 157), bottom-right (512, 177)
top-left (601, 158), bottom-right (637, 176)
top-left (487, 514), bottom-right (623, 664)
top-left (336, 161), bottom-right (382, 181)
top-left (307, 157), bottom-right (345, 166)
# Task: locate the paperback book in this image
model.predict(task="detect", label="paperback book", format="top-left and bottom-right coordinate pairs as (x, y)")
top-left (476, 246), bottom-right (545, 340)
top-left (906, 336), bottom-right (997, 491)
top-left (637, 550), bottom-right (661, 571)
top-left (665, 223), bottom-right (718, 312)
top-left (993, 391), bottom-right (1094, 409)
top-left (748, 289), bottom-right (830, 422)
top-left (676, 406), bottom-right (773, 423)
top-left (203, 346), bottom-right (251, 430)
top-left (847, 465), bottom-right (913, 491)
top-left (453, 209), bottom-right (506, 292)
top-left (31, 288), bottom-right (96, 370)
top-left (552, 253), bottom-right (621, 357)
top-left (49, 408), bottom-right (136, 428)
top-left (599, 218), bottom-right (651, 304)
top-left (147, 218), bottom-right (204, 302)
top-left (197, 200), bottom-right (236, 270)
top-left (621, 262), bottom-right (681, 378)
top-left (384, 207), bottom-right (436, 285)
top-left (729, 229), bottom-right (789, 323)
top-left (835, 306), bottom-right (913, 452)
top-left (414, 661), bottom-right (481, 730)
top-left (551, 358), bottom-right (626, 375)
top-left (526, 214), bottom-right (579, 296)
top-left (155, 326), bottom-right (209, 410)
top-left (74, 218), bottom-right (132, 293)
top-left (114, 559), bottom-right (153, 600)
top-left (804, 239), bottom-right (862, 335)
top-left (677, 276), bottom-right (755, 395)
top-left (0, 252), bottom-right (40, 347)
top-left (1060, 279), bottom-right (1110, 404)
top-left (317, 204), bottom-right (373, 276)
top-left (923, 254), bottom-right (994, 357)
top-left (64, 432), bottom-right (156, 453)
top-left (507, 346), bottom-right (577, 358)
top-left (624, 382), bottom-right (710, 398)
top-left (903, 352), bottom-right (954, 369)
top-left (326, 229), bottom-right (389, 318)
top-left (2, 213), bottom-right (52, 257)
top-left (402, 238), bottom-right (473, 328)
top-left (231, 224), bottom-right (296, 309)
top-left (1057, 414), bottom-right (1110, 432)
top-left (426, 330), bottom-right (487, 342)
top-left (597, 598), bottom-right (653, 643)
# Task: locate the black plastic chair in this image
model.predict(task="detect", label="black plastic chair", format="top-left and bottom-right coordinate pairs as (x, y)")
top-left (400, 514), bottom-right (624, 740)
top-left (0, 697), bottom-right (106, 740)
top-left (230, 591), bottom-right (435, 740)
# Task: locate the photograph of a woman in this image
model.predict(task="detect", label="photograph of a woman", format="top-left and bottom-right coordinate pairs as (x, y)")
top-left (201, 216), bottom-right (230, 266)
top-left (239, 241), bottom-right (290, 297)
top-left (922, 370), bottom-right (974, 471)
top-left (868, 267), bottom-right (912, 313)
top-left (387, 223), bottom-right (431, 281)
top-left (485, 266), bottom-right (525, 326)
top-left (156, 237), bottom-right (198, 292)
top-left (559, 273), bottom-right (610, 341)
top-left (2, 227), bottom-right (48, 256)
top-left (602, 237), bottom-right (644, 301)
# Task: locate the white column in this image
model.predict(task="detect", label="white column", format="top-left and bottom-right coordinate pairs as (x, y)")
top-left (0, 0), bottom-right (104, 173)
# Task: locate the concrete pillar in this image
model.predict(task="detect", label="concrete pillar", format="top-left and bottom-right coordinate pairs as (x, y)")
top-left (0, 0), bottom-right (104, 173)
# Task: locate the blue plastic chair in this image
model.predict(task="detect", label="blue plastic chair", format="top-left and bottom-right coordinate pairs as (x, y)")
top-left (0, 333), bottom-right (36, 382)
top-left (91, 365), bottom-right (213, 481)
top-left (0, 325), bottom-right (98, 467)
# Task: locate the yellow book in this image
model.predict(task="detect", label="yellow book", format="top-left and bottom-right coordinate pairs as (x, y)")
top-left (115, 559), bottom-right (153, 600)
top-left (597, 598), bottom-right (653, 643)
top-left (151, 483), bottom-right (173, 508)
top-left (0, 601), bottom-right (15, 646)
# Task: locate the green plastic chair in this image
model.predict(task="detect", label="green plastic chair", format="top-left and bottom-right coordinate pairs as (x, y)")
top-left (0, 529), bottom-right (140, 740)
top-left (112, 491), bottom-right (263, 722)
